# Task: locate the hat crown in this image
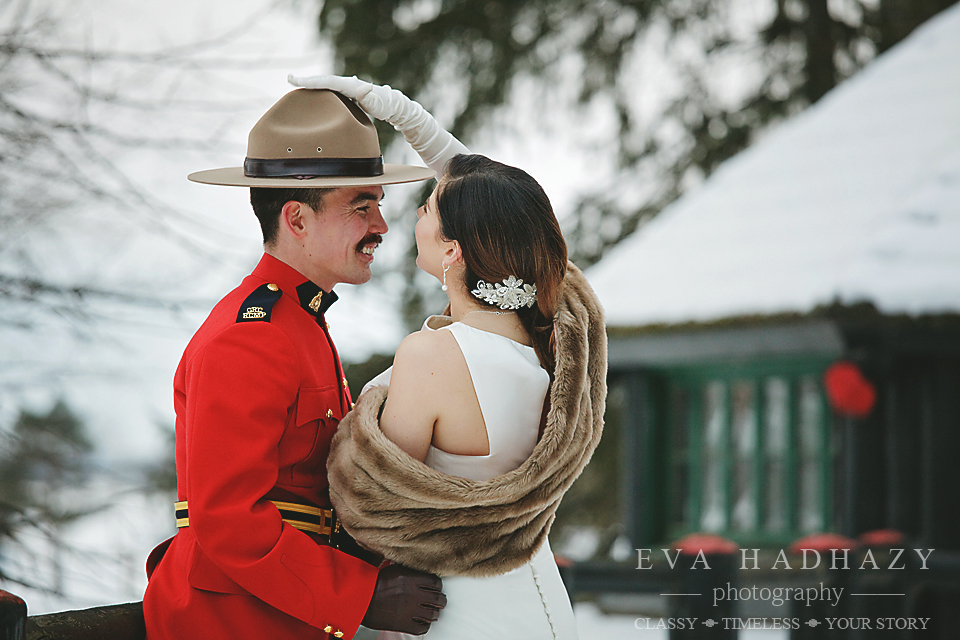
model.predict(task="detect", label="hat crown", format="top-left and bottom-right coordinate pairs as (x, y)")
top-left (246, 89), bottom-right (381, 160)
top-left (187, 88), bottom-right (434, 188)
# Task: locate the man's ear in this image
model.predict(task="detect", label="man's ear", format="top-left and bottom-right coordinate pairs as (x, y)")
top-left (280, 201), bottom-right (309, 240)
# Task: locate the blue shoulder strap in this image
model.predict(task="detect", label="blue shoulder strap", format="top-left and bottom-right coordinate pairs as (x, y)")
top-left (237, 284), bottom-right (283, 323)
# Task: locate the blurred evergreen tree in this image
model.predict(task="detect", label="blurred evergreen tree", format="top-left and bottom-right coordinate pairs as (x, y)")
top-left (0, 400), bottom-right (95, 590)
top-left (343, 353), bottom-right (395, 399)
top-left (318, 0), bottom-right (956, 328)
top-left (0, 400), bottom-right (94, 519)
top-left (146, 423), bottom-right (178, 496)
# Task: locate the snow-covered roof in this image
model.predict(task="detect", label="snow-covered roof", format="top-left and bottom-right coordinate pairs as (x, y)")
top-left (586, 4), bottom-right (960, 328)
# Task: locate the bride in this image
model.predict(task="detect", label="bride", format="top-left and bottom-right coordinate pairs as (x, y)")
top-left (290, 75), bottom-right (606, 640)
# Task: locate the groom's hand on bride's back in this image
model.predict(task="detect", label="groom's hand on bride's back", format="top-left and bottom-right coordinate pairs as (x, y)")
top-left (362, 563), bottom-right (446, 634)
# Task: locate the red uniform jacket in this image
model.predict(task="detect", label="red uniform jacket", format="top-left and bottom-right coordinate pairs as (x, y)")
top-left (143, 254), bottom-right (379, 640)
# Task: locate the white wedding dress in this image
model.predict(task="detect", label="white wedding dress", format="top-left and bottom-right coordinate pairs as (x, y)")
top-left (368, 318), bottom-right (579, 640)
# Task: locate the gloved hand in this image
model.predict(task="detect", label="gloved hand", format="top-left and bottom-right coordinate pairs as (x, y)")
top-left (361, 563), bottom-right (447, 634)
top-left (287, 74), bottom-right (469, 177)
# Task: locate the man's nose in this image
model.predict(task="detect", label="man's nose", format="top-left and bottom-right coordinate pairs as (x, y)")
top-left (370, 207), bottom-right (388, 234)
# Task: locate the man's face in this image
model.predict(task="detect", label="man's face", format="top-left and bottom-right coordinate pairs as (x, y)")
top-left (300, 185), bottom-right (387, 290)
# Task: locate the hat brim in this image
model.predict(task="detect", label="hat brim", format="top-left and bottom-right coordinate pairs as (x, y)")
top-left (188, 163), bottom-right (435, 188)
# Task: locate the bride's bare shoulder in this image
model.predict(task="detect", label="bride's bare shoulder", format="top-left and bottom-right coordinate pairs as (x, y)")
top-left (392, 327), bottom-right (462, 379)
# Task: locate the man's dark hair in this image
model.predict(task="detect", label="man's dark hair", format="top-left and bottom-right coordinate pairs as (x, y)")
top-left (249, 187), bottom-right (333, 245)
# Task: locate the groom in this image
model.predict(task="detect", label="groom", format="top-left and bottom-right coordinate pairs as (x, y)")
top-left (142, 89), bottom-right (445, 639)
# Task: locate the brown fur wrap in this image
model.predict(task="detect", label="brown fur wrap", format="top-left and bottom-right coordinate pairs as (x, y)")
top-left (326, 262), bottom-right (606, 577)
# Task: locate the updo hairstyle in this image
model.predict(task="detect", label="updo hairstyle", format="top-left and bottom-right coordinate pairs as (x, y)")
top-left (436, 154), bottom-right (567, 373)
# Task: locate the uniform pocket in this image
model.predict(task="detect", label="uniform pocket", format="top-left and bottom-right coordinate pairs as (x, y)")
top-left (284, 386), bottom-right (343, 486)
top-left (295, 385), bottom-right (342, 425)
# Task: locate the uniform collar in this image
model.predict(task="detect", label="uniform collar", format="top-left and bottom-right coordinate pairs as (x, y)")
top-left (295, 280), bottom-right (338, 316)
top-left (252, 253), bottom-right (338, 317)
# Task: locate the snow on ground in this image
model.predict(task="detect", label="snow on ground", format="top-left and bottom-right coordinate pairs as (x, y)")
top-left (0, 478), bottom-right (172, 614)
top-left (586, 3), bottom-right (960, 327)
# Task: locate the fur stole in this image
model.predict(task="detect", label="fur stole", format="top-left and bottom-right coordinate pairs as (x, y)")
top-left (327, 262), bottom-right (606, 577)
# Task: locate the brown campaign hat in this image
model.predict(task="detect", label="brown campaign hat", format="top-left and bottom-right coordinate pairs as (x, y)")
top-left (188, 89), bottom-right (435, 188)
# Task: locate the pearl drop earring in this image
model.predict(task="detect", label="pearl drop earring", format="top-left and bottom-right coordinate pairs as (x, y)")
top-left (441, 264), bottom-right (449, 291)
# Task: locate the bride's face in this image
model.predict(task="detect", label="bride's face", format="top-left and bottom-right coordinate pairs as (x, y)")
top-left (414, 185), bottom-right (447, 283)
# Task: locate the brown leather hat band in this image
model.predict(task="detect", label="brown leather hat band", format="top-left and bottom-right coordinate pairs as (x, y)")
top-left (243, 156), bottom-right (384, 179)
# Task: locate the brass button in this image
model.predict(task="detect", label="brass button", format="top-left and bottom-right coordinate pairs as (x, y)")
top-left (334, 632), bottom-right (344, 638)
top-left (342, 377), bottom-right (348, 388)
top-left (351, 402), bottom-right (356, 409)
top-left (326, 409), bottom-right (333, 419)
top-left (323, 626), bottom-right (333, 633)
top-left (266, 283), bottom-right (279, 291)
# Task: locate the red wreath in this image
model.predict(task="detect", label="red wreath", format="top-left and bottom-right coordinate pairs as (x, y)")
top-left (672, 533), bottom-right (738, 556)
top-left (823, 361), bottom-right (876, 418)
top-left (858, 529), bottom-right (906, 548)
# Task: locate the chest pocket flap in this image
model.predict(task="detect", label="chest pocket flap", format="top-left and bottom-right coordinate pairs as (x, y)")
top-left (295, 385), bottom-right (343, 426)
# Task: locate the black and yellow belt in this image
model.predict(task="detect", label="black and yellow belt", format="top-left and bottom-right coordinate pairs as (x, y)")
top-left (174, 500), bottom-right (379, 566)
top-left (176, 500), bottom-right (336, 536)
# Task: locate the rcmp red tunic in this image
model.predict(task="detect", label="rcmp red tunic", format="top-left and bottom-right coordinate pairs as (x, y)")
top-left (143, 253), bottom-right (379, 640)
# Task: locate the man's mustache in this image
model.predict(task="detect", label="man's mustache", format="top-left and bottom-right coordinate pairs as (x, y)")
top-left (356, 234), bottom-right (383, 251)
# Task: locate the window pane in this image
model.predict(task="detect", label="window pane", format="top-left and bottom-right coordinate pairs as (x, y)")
top-left (798, 376), bottom-right (824, 532)
top-left (668, 385), bottom-right (691, 529)
top-left (701, 381), bottom-right (727, 532)
top-left (763, 377), bottom-right (789, 533)
top-left (731, 381), bottom-right (757, 532)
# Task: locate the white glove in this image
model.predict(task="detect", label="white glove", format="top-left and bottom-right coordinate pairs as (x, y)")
top-left (288, 74), bottom-right (469, 178)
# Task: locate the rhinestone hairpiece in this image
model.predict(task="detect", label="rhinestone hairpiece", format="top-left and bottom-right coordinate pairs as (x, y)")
top-left (470, 276), bottom-right (537, 310)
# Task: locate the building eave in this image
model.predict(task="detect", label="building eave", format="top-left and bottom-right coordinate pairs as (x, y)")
top-left (607, 305), bottom-right (960, 370)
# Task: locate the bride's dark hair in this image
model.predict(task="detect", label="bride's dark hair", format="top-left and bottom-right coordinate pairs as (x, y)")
top-left (436, 154), bottom-right (567, 373)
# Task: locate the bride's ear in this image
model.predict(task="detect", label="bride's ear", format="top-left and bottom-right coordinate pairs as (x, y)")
top-left (442, 240), bottom-right (463, 267)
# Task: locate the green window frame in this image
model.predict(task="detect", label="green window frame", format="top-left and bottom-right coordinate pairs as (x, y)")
top-left (664, 358), bottom-right (835, 545)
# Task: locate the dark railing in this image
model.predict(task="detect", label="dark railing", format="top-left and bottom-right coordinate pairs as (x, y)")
top-left (0, 593), bottom-right (143, 640)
